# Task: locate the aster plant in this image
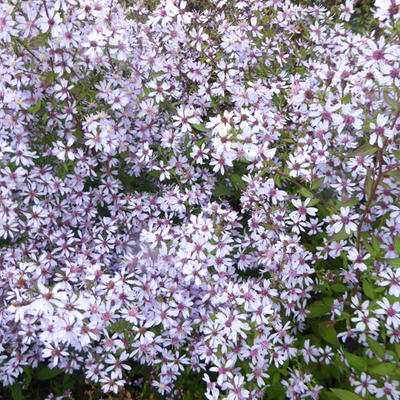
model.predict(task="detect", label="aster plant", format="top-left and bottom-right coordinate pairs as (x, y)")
top-left (0, 0), bottom-right (400, 399)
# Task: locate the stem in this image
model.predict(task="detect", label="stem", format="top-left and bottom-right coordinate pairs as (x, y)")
top-left (355, 110), bottom-right (400, 252)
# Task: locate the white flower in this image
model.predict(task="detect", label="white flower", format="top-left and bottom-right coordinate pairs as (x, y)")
top-left (332, 207), bottom-right (359, 234)
top-left (353, 372), bottom-right (377, 397)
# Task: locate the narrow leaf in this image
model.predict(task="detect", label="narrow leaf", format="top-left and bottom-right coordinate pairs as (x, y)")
top-left (370, 362), bottom-right (396, 376)
top-left (35, 366), bottom-right (63, 380)
top-left (344, 352), bottom-right (367, 371)
top-left (307, 301), bottom-right (330, 318)
top-left (348, 143), bottom-right (377, 158)
top-left (319, 322), bottom-right (339, 346)
top-left (366, 337), bottom-right (385, 359)
top-left (330, 388), bottom-right (362, 400)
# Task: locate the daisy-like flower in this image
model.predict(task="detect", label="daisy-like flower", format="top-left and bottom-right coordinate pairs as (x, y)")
top-left (375, 298), bottom-right (400, 328)
top-left (99, 376), bottom-right (125, 394)
top-left (339, 0), bottom-right (355, 21)
top-left (374, 0), bottom-right (400, 21)
top-left (148, 80), bottom-right (170, 103)
top-left (36, 8), bottom-right (62, 34)
top-left (172, 106), bottom-right (198, 133)
top-left (375, 380), bottom-right (400, 400)
top-left (353, 372), bottom-right (377, 397)
top-left (301, 339), bottom-right (320, 364)
top-left (53, 79), bottom-right (73, 101)
top-left (287, 153), bottom-right (310, 178)
top-left (352, 309), bottom-right (379, 332)
top-left (369, 114), bottom-right (394, 148)
top-left (347, 247), bottom-right (370, 272)
top-left (331, 207), bottom-right (359, 234)
top-left (379, 268), bottom-right (400, 297)
top-left (364, 36), bottom-right (399, 68)
top-left (290, 198), bottom-right (318, 221)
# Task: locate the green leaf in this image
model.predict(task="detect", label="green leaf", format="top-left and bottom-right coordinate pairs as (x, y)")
top-left (322, 390), bottom-right (342, 400)
top-left (362, 279), bottom-right (375, 299)
top-left (330, 388), bottom-right (362, 400)
top-left (362, 234), bottom-right (376, 257)
top-left (341, 197), bottom-right (359, 208)
top-left (348, 143), bottom-right (377, 158)
top-left (183, 133), bottom-right (190, 147)
top-left (191, 123), bottom-right (210, 133)
top-left (344, 352), bottom-right (367, 371)
top-left (370, 362), bottom-right (396, 376)
top-left (366, 337), bottom-right (385, 359)
top-left (229, 173), bottom-right (246, 191)
top-left (328, 228), bottom-right (350, 243)
top-left (372, 236), bottom-right (381, 253)
top-left (385, 170), bottom-right (400, 180)
top-left (364, 170), bottom-right (373, 200)
top-left (28, 99), bottom-right (41, 113)
top-left (395, 343), bottom-right (400, 360)
top-left (383, 89), bottom-right (399, 113)
top-left (342, 93), bottom-right (351, 104)
top-left (312, 177), bottom-right (325, 190)
top-left (318, 322), bottom-right (340, 346)
top-left (307, 301), bottom-right (330, 318)
top-left (10, 383), bottom-right (22, 400)
top-left (35, 366), bottom-right (63, 380)
top-left (385, 258), bottom-right (400, 268)
top-left (331, 283), bottom-right (348, 293)
top-left (300, 186), bottom-right (314, 198)
top-left (22, 366), bottom-right (32, 389)
top-left (213, 183), bottom-right (235, 197)
top-left (394, 236), bottom-right (400, 256)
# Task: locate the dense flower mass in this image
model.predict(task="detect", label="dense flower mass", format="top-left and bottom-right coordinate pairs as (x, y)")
top-left (0, 0), bottom-right (400, 398)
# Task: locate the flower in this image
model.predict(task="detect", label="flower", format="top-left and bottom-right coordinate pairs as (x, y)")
top-left (331, 207), bottom-right (359, 235)
top-left (353, 372), bottom-right (377, 397)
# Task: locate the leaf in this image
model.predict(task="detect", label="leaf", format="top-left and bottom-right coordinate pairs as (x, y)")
top-left (28, 99), bottom-right (41, 114)
top-left (229, 173), bottom-right (246, 191)
top-left (370, 362), bottom-right (396, 376)
top-left (330, 388), bottom-right (362, 400)
top-left (328, 228), bottom-right (350, 243)
top-left (318, 322), bottom-right (340, 346)
top-left (371, 236), bottom-right (381, 254)
top-left (10, 383), bottom-right (22, 400)
top-left (395, 343), bottom-right (400, 360)
top-left (362, 234), bottom-right (376, 257)
top-left (183, 133), bottom-right (190, 147)
top-left (331, 283), bottom-right (348, 293)
top-left (348, 143), bottom-right (377, 158)
top-left (366, 337), bottom-right (385, 359)
top-left (213, 183), bottom-right (235, 197)
top-left (341, 197), bottom-right (359, 208)
top-left (300, 186), bottom-right (314, 198)
top-left (35, 366), bottom-right (63, 380)
top-left (322, 390), bottom-right (342, 400)
top-left (364, 170), bottom-right (373, 200)
top-left (383, 89), bottom-right (399, 112)
top-left (312, 177), bottom-right (324, 190)
top-left (394, 236), bottom-right (400, 256)
top-left (307, 301), bottom-right (330, 318)
top-left (385, 258), bottom-right (400, 268)
top-left (342, 93), bottom-right (351, 104)
top-left (191, 123), bottom-right (209, 133)
top-left (384, 170), bottom-right (400, 181)
top-left (344, 352), bottom-right (367, 371)
top-left (362, 279), bottom-right (375, 299)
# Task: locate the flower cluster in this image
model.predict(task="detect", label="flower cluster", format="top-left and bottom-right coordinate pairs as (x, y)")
top-left (0, 0), bottom-right (399, 398)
